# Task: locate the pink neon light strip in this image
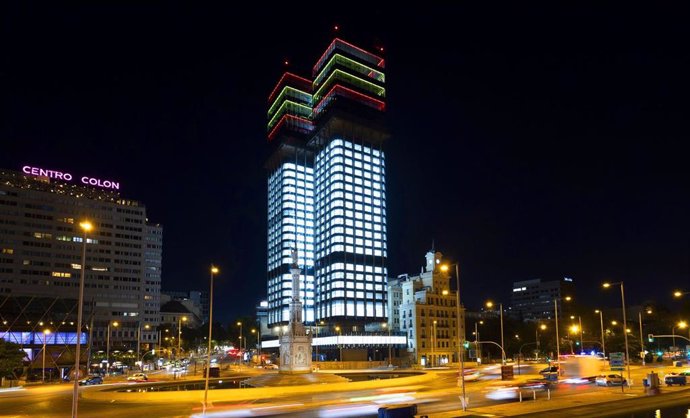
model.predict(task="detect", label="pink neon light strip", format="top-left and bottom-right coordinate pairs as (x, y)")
top-left (313, 84), bottom-right (386, 115)
top-left (313, 38), bottom-right (385, 75)
top-left (267, 114), bottom-right (314, 141)
top-left (268, 72), bottom-right (312, 103)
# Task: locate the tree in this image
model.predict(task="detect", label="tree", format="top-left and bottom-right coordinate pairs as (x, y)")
top-left (0, 339), bottom-right (27, 378)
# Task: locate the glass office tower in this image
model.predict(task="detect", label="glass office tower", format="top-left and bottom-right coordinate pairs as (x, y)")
top-left (267, 38), bottom-right (388, 328)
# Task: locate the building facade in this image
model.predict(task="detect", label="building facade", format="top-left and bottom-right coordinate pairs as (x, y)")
top-left (266, 38), bottom-right (388, 330)
top-left (0, 167), bottom-right (161, 351)
top-left (510, 278), bottom-right (575, 321)
top-left (391, 251), bottom-right (466, 366)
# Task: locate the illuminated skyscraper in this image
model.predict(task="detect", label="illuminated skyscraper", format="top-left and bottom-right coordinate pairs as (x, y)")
top-left (266, 38), bottom-right (388, 328)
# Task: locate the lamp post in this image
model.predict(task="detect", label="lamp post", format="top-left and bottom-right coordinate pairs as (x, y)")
top-left (203, 265), bottom-right (219, 415)
top-left (382, 323), bottom-right (392, 367)
top-left (440, 262), bottom-right (466, 410)
top-left (136, 323), bottom-right (150, 369)
top-left (71, 220), bottom-right (92, 418)
top-left (177, 316), bottom-right (187, 360)
top-left (335, 326), bottom-right (342, 363)
top-left (595, 310), bottom-right (606, 358)
top-left (106, 321), bottom-right (119, 376)
top-left (673, 290), bottom-right (690, 298)
top-left (431, 320), bottom-right (437, 367)
top-left (485, 301), bottom-right (505, 364)
top-left (638, 308), bottom-right (652, 365)
top-left (42, 329), bottom-right (51, 383)
top-left (474, 321), bottom-right (483, 363)
top-left (603, 282), bottom-right (631, 385)
top-left (236, 321), bottom-right (243, 365)
top-left (314, 320), bottom-right (324, 362)
top-left (536, 324), bottom-right (546, 358)
top-left (672, 321), bottom-right (688, 349)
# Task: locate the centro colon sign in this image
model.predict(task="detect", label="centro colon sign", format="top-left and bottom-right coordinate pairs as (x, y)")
top-left (22, 165), bottom-right (120, 191)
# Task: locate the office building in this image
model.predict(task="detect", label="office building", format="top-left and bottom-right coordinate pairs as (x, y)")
top-left (510, 278), bottom-right (575, 321)
top-left (266, 38), bottom-right (388, 330)
top-left (0, 167), bottom-right (161, 352)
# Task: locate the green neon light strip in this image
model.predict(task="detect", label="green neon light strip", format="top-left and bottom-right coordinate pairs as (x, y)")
top-left (313, 69), bottom-right (385, 101)
top-left (267, 100), bottom-right (312, 130)
top-left (267, 86), bottom-right (312, 116)
top-left (314, 53), bottom-right (385, 86)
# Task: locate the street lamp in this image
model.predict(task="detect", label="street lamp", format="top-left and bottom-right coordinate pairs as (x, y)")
top-left (672, 321), bottom-right (688, 348)
top-left (335, 326), bottom-right (342, 363)
top-left (314, 320), bottom-right (324, 362)
top-left (638, 308), bottom-right (652, 365)
top-left (177, 316), bottom-right (187, 360)
top-left (203, 265), bottom-right (219, 415)
top-left (474, 321), bottom-right (483, 363)
top-left (440, 262), bottom-right (466, 410)
top-left (431, 320), bottom-right (437, 367)
top-left (603, 281), bottom-right (631, 385)
top-left (71, 219), bottom-right (92, 418)
top-left (673, 290), bottom-right (689, 298)
top-left (536, 324), bottom-right (547, 357)
top-left (106, 321), bottom-right (119, 375)
top-left (485, 300), bottom-right (505, 364)
top-left (136, 324), bottom-right (150, 368)
top-left (382, 323), bottom-right (392, 366)
top-left (237, 321), bottom-right (243, 365)
top-left (42, 329), bottom-right (51, 383)
top-left (595, 310), bottom-right (606, 358)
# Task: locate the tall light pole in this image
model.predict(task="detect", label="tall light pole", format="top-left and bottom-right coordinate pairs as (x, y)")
top-left (603, 282), bottom-right (631, 385)
top-left (672, 321), bottom-right (688, 349)
top-left (382, 323), bottom-right (392, 366)
top-left (431, 320), bottom-right (437, 367)
top-left (485, 301), bottom-right (505, 364)
top-left (595, 310), bottom-right (606, 357)
top-left (177, 316), bottom-right (187, 360)
top-left (71, 220), bottom-right (92, 418)
top-left (638, 308), bottom-right (652, 366)
top-left (441, 262), bottom-right (466, 410)
top-left (203, 265), bottom-right (219, 415)
top-left (315, 320), bottom-right (324, 362)
top-left (42, 329), bottom-right (51, 383)
top-left (474, 321), bottom-right (483, 363)
top-left (136, 324), bottom-right (150, 369)
top-left (335, 326), bottom-right (342, 363)
top-left (106, 321), bottom-right (119, 375)
top-left (236, 321), bottom-right (243, 365)
top-left (536, 324), bottom-right (546, 357)
top-left (251, 328), bottom-right (256, 362)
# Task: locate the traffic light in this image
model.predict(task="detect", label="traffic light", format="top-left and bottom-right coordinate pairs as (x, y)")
top-left (463, 340), bottom-right (470, 349)
top-left (648, 334), bottom-right (654, 342)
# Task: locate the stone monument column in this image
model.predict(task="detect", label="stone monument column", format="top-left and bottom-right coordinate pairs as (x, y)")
top-left (279, 248), bottom-right (312, 374)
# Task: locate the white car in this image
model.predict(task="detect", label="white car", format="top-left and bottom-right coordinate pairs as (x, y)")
top-left (595, 374), bottom-right (626, 386)
top-left (264, 363), bottom-right (279, 370)
top-left (127, 372), bottom-right (148, 381)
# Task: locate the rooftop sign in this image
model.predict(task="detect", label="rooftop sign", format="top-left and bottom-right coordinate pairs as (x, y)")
top-left (22, 165), bottom-right (120, 190)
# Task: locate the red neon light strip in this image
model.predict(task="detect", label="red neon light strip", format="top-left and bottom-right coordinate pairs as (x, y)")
top-left (268, 72), bottom-right (313, 103)
top-left (313, 84), bottom-right (385, 115)
top-left (313, 38), bottom-right (385, 75)
top-left (267, 114), bottom-right (314, 141)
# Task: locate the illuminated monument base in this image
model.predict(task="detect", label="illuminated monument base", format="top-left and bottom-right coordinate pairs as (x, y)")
top-left (244, 250), bottom-right (348, 387)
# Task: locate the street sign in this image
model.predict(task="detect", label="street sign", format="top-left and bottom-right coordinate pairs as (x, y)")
top-left (501, 365), bottom-right (514, 380)
top-left (610, 352), bottom-right (624, 371)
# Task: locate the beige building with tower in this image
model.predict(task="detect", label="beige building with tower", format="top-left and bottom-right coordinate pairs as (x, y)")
top-left (389, 250), bottom-right (465, 367)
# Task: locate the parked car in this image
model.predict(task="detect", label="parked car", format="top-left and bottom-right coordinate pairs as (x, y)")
top-left (127, 372), bottom-right (148, 381)
top-left (78, 375), bottom-right (103, 386)
top-left (264, 363), bottom-right (279, 370)
top-left (595, 374), bottom-right (626, 386)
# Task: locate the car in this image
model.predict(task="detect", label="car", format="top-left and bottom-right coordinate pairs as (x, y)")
top-left (264, 363), bottom-right (279, 370)
top-left (127, 372), bottom-right (148, 381)
top-left (78, 375), bottom-right (103, 386)
top-left (485, 379), bottom-right (550, 400)
top-left (595, 374), bottom-right (626, 386)
top-left (539, 366), bottom-right (559, 374)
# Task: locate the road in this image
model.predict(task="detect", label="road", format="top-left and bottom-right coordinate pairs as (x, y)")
top-left (0, 363), bottom-right (685, 417)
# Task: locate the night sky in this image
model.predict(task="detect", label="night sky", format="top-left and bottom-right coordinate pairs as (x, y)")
top-left (2, 4), bottom-right (688, 323)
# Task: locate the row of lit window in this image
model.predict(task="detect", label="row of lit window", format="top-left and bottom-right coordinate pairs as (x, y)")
top-left (316, 246), bottom-right (387, 258)
top-left (326, 139), bottom-right (383, 158)
top-left (318, 300), bottom-right (386, 318)
top-left (325, 145), bottom-right (383, 166)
